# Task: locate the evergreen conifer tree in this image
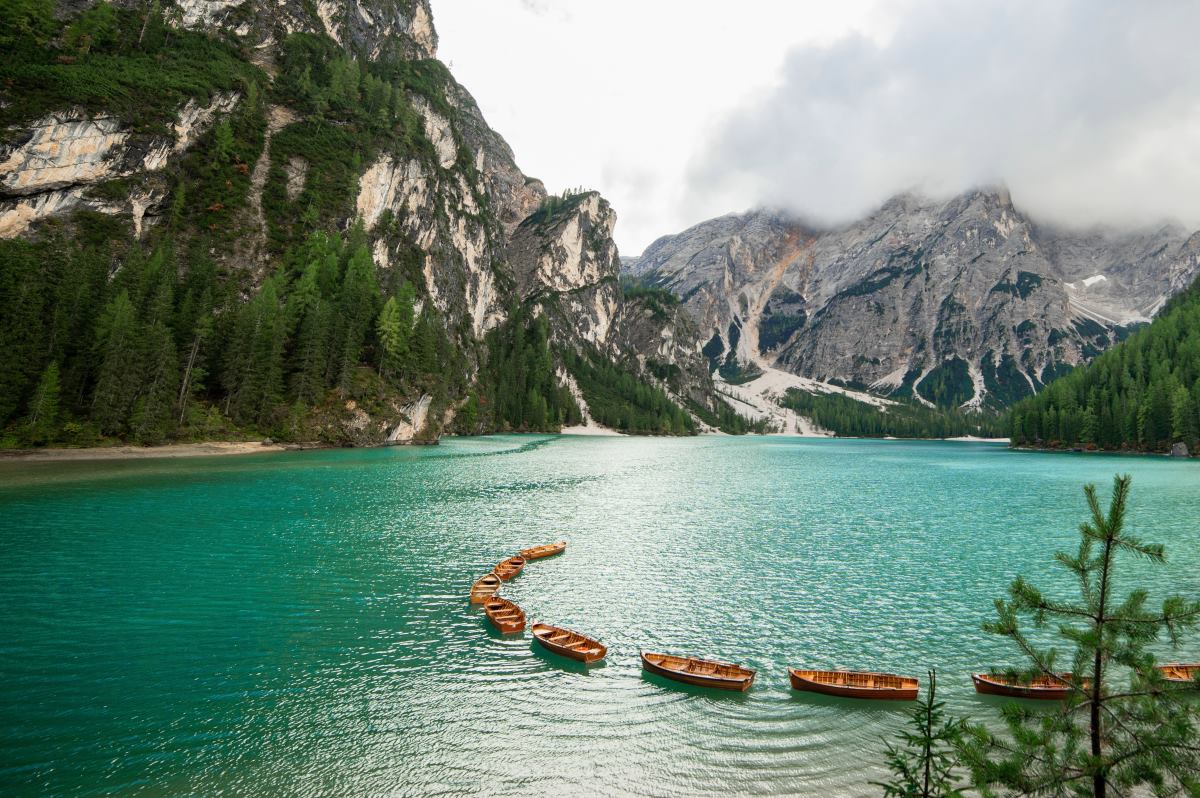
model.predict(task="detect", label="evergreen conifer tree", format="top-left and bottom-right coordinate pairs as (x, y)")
top-left (376, 295), bottom-right (411, 382)
top-left (177, 313), bottom-right (212, 425)
top-left (24, 361), bottom-right (61, 442)
top-left (91, 290), bottom-right (141, 435)
top-left (960, 475), bottom-right (1200, 797)
top-left (414, 307), bottom-right (439, 376)
top-left (0, 239), bottom-right (49, 424)
top-left (331, 244), bottom-right (380, 390)
top-left (874, 670), bottom-right (965, 798)
top-left (224, 278), bottom-right (286, 426)
top-left (132, 320), bottom-right (179, 443)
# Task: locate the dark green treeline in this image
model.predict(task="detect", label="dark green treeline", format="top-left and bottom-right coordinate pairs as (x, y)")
top-left (780, 389), bottom-right (1006, 439)
top-left (0, 223), bottom-right (459, 445)
top-left (1008, 277), bottom-right (1200, 453)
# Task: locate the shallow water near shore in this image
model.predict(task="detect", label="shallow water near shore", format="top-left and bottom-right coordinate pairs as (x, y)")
top-left (2, 436), bottom-right (1198, 797)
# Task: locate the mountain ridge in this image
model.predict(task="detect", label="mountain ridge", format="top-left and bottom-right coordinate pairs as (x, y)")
top-left (627, 188), bottom-right (1200, 411)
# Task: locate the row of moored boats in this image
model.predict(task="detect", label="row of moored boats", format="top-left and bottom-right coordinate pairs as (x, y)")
top-left (636, 660), bottom-right (1200, 698)
top-left (469, 541), bottom-right (609, 663)
top-left (469, 545), bottom-right (1200, 697)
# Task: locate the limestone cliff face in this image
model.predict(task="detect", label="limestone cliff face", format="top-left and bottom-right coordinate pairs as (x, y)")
top-left (444, 81), bottom-right (546, 232)
top-left (631, 189), bottom-right (1200, 409)
top-left (612, 297), bottom-right (715, 411)
top-left (0, 94), bottom-right (239, 238)
top-left (349, 84), bottom-right (546, 343)
top-left (506, 192), bottom-right (620, 347)
top-left (4, 0), bottom-right (436, 239)
top-left (505, 191), bottom-right (719, 415)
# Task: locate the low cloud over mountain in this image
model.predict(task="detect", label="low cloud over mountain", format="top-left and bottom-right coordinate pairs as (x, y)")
top-left (688, 0), bottom-right (1200, 233)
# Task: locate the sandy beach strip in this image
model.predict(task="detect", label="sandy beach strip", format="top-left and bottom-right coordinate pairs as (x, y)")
top-left (559, 424), bottom-right (623, 436)
top-left (0, 441), bottom-right (291, 462)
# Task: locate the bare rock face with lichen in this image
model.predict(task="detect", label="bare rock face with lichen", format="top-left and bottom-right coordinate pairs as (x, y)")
top-left (63, 0), bottom-right (440, 61)
top-left (503, 191), bottom-right (722, 417)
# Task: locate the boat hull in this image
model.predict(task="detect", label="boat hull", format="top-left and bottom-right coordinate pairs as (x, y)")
top-left (519, 541), bottom-right (567, 560)
top-left (972, 673), bottom-right (1075, 700)
top-left (469, 575), bottom-right (502, 604)
top-left (493, 557), bottom-right (526, 581)
top-left (484, 599), bottom-right (525, 634)
top-left (1157, 663), bottom-right (1200, 683)
top-left (789, 670), bottom-right (918, 700)
top-left (640, 652), bottom-right (755, 692)
top-left (531, 624), bottom-right (606, 664)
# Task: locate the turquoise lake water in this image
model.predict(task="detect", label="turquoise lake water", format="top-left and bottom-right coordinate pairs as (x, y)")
top-left (1, 436), bottom-right (1198, 797)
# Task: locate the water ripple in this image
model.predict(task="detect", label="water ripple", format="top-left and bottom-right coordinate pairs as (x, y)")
top-left (1, 437), bottom-right (1198, 796)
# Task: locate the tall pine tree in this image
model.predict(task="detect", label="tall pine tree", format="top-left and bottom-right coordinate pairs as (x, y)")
top-left (91, 290), bottom-right (141, 435)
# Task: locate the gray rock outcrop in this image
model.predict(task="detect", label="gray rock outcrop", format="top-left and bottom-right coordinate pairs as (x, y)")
top-left (507, 191), bottom-right (620, 347)
top-left (0, 94), bottom-right (239, 238)
top-left (506, 191), bottom-right (722, 417)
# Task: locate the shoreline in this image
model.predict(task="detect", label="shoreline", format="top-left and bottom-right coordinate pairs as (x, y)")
top-left (1011, 444), bottom-right (1197, 459)
top-left (559, 423), bottom-right (624, 436)
top-left (0, 434), bottom-right (1010, 463)
top-left (20, 436), bottom-right (1194, 465)
top-left (0, 440), bottom-right (299, 462)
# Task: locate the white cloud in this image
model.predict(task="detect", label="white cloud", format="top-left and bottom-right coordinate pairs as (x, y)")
top-left (434, 0), bottom-right (1200, 255)
top-left (687, 0), bottom-right (1200, 233)
top-left (434, 0), bottom-right (886, 254)
top-left (515, 0), bottom-right (565, 19)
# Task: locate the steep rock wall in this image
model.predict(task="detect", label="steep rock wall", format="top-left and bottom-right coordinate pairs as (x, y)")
top-left (506, 191), bottom-right (723, 423)
top-left (506, 192), bottom-right (620, 347)
top-left (0, 93), bottom-right (239, 238)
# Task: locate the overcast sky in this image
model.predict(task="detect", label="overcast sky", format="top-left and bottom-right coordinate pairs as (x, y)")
top-left (435, 0), bottom-right (1200, 255)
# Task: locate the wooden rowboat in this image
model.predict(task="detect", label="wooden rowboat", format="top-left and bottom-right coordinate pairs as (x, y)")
top-left (519, 541), bottom-right (567, 560)
top-left (1156, 663), bottom-right (1200, 683)
top-left (469, 573), bottom-right (502, 604)
top-left (789, 668), bottom-right (919, 700)
top-left (483, 597), bottom-right (525, 634)
top-left (972, 672), bottom-right (1083, 699)
top-left (640, 651), bottom-right (755, 691)
top-left (492, 556), bottom-right (526, 581)
top-left (531, 623), bottom-right (606, 663)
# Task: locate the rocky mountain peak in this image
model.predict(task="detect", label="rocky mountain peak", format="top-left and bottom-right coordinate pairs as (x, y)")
top-left (0, 0), bottom-right (751, 448)
top-left (630, 188), bottom-right (1200, 410)
top-left (505, 191), bottom-right (620, 346)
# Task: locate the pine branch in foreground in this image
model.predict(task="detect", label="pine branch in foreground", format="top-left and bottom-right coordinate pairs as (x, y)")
top-left (957, 475), bottom-right (1200, 798)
